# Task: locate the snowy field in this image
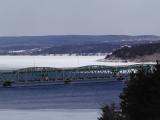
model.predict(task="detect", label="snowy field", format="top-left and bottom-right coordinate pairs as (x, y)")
top-left (0, 56), bottom-right (153, 70)
top-left (0, 109), bottom-right (100, 120)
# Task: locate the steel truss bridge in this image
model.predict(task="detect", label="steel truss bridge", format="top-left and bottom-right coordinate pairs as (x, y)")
top-left (0, 64), bottom-right (154, 85)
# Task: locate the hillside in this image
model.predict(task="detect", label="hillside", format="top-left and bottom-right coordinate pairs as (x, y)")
top-left (32, 43), bottom-right (120, 55)
top-left (0, 35), bottom-right (160, 55)
top-left (105, 43), bottom-right (160, 62)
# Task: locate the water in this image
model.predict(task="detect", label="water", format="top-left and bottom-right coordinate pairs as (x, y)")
top-left (0, 81), bottom-right (123, 109)
top-left (0, 79), bottom-right (123, 120)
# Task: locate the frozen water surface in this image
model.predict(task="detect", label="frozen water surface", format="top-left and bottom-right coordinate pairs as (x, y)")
top-left (0, 109), bottom-right (99, 120)
top-left (0, 55), bottom-right (152, 70)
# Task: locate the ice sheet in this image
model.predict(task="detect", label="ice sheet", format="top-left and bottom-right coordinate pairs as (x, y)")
top-left (0, 109), bottom-right (100, 120)
top-left (0, 55), bottom-right (153, 70)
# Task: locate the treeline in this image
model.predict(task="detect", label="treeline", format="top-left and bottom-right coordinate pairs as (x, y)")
top-left (33, 43), bottom-right (120, 55)
top-left (0, 43), bottom-right (120, 55)
top-left (0, 35), bottom-right (160, 55)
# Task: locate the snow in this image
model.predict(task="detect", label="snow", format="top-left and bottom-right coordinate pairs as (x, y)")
top-left (0, 109), bottom-right (99, 120)
top-left (0, 56), bottom-right (154, 70)
top-left (8, 50), bottom-right (27, 53)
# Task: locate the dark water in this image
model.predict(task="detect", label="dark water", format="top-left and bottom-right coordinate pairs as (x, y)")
top-left (0, 80), bottom-right (123, 109)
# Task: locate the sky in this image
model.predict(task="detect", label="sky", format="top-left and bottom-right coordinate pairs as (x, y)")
top-left (0, 0), bottom-right (160, 36)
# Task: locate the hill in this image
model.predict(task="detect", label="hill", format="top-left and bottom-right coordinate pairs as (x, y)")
top-left (0, 35), bottom-right (159, 55)
top-left (105, 43), bottom-right (160, 62)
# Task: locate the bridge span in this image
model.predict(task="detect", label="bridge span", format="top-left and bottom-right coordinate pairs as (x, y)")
top-left (0, 64), bottom-right (154, 86)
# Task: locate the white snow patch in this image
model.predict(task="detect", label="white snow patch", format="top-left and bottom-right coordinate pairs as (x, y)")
top-left (8, 50), bottom-right (27, 53)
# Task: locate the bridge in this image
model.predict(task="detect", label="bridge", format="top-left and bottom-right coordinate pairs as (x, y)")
top-left (0, 64), bottom-right (154, 86)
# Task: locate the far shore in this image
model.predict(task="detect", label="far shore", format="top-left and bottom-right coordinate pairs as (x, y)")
top-left (97, 58), bottom-right (156, 64)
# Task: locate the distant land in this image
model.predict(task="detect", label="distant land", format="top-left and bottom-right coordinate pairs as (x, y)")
top-left (105, 43), bottom-right (160, 62)
top-left (0, 35), bottom-right (160, 55)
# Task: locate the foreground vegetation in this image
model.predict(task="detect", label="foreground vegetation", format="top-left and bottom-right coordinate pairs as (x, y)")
top-left (99, 62), bottom-right (160, 120)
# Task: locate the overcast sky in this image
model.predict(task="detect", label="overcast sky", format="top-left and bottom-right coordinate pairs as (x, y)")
top-left (0, 0), bottom-right (160, 36)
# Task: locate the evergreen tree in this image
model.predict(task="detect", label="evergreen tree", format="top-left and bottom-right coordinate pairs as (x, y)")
top-left (120, 63), bottom-right (160, 120)
top-left (98, 103), bottom-right (123, 120)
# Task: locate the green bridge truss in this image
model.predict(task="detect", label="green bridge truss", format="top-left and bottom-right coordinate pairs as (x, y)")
top-left (0, 64), bottom-right (154, 85)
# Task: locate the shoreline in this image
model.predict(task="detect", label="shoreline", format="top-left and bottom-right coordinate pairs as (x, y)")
top-left (0, 79), bottom-right (120, 88)
top-left (97, 59), bottom-right (156, 64)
